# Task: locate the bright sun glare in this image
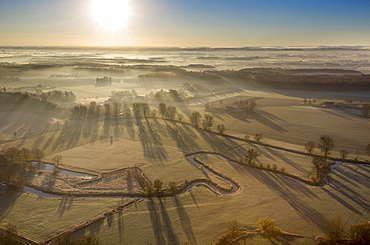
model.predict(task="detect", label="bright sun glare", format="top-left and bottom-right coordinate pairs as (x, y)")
top-left (92, 0), bottom-right (131, 32)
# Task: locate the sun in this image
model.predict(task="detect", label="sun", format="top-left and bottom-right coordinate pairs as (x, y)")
top-left (92, 0), bottom-right (131, 32)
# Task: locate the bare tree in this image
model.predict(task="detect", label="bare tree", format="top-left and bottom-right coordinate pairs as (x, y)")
top-left (318, 135), bottom-right (334, 158)
top-left (217, 124), bottom-right (226, 134)
top-left (254, 133), bottom-right (263, 142)
top-left (312, 156), bottom-right (329, 181)
top-left (158, 103), bottom-right (167, 118)
top-left (21, 148), bottom-right (32, 165)
top-left (227, 220), bottom-right (242, 238)
top-left (305, 141), bottom-right (316, 154)
top-left (166, 106), bottom-right (177, 120)
top-left (51, 155), bottom-right (62, 164)
top-left (4, 147), bottom-right (21, 164)
top-left (340, 149), bottom-right (349, 159)
top-left (202, 114), bottom-right (214, 131)
top-left (177, 113), bottom-right (184, 122)
top-left (145, 181), bottom-right (154, 196)
top-left (189, 111), bottom-right (201, 128)
top-left (153, 178), bottom-right (163, 196)
top-left (245, 148), bottom-right (261, 165)
top-left (32, 148), bottom-right (45, 163)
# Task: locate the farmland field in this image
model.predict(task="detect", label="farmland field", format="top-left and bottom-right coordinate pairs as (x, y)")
top-left (0, 48), bottom-right (370, 244)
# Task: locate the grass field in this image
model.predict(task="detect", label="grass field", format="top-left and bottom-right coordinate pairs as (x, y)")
top-left (1, 88), bottom-right (369, 244)
top-left (77, 155), bottom-right (369, 244)
top-left (0, 190), bottom-right (120, 242)
top-left (189, 99), bottom-right (370, 158)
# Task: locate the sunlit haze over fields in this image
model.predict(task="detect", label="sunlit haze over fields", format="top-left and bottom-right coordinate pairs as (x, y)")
top-left (0, 0), bottom-right (370, 245)
top-left (0, 0), bottom-right (369, 47)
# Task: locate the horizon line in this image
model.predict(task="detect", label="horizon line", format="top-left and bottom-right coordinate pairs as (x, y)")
top-left (1, 45), bottom-right (370, 51)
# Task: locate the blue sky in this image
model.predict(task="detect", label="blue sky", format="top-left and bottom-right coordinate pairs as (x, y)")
top-left (0, 0), bottom-right (369, 46)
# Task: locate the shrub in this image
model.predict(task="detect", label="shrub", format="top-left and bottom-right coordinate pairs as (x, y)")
top-left (272, 164), bottom-right (278, 171)
top-left (258, 217), bottom-right (280, 237)
top-left (350, 222), bottom-right (370, 245)
top-left (325, 217), bottom-right (346, 244)
top-left (227, 220), bottom-right (242, 238)
top-left (280, 166), bottom-right (285, 173)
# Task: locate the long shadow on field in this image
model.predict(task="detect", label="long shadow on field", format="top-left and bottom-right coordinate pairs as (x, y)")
top-left (199, 130), bottom-right (243, 159)
top-left (189, 190), bottom-right (200, 209)
top-left (117, 209), bottom-right (124, 243)
top-left (0, 189), bottom-right (21, 220)
top-left (252, 144), bottom-right (277, 161)
top-left (52, 120), bottom-right (84, 151)
top-left (137, 119), bottom-right (167, 163)
top-left (252, 111), bottom-right (288, 132)
top-left (174, 197), bottom-right (198, 245)
top-left (123, 117), bottom-right (136, 140)
top-left (88, 217), bottom-right (104, 235)
top-left (166, 123), bottom-right (200, 153)
top-left (32, 131), bottom-right (47, 150)
top-left (147, 199), bottom-right (166, 244)
top-left (103, 118), bottom-right (111, 138)
top-left (41, 131), bottom-right (57, 151)
top-left (327, 170), bottom-right (369, 212)
top-left (321, 186), bottom-right (364, 215)
top-left (264, 147), bottom-right (307, 173)
top-left (252, 169), bottom-right (327, 231)
top-left (340, 164), bottom-right (370, 185)
top-left (159, 199), bottom-right (179, 245)
top-left (321, 108), bottom-right (358, 121)
top-left (58, 196), bottom-right (74, 218)
top-left (107, 212), bottom-right (114, 228)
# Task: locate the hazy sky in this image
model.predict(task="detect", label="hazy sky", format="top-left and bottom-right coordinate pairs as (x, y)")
top-left (0, 0), bottom-right (369, 47)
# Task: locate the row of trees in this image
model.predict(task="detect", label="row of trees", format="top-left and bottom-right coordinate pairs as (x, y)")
top-left (317, 218), bottom-right (370, 245)
top-left (218, 217), bottom-right (281, 244)
top-left (306, 136), bottom-right (370, 160)
top-left (3, 147), bottom-right (44, 166)
top-left (205, 99), bottom-right (257, 113)
top-left (305, 135), bottom-right (335, 158)
top-left (189, 111), bottom-right (215, 131)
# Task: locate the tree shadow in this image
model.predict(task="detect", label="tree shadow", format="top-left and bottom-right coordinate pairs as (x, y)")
top-left (252, 169), bottom-right (327, 231)
top-left (199, 131), bottom-right (242, 159)
top-left (159, 199), bottom-right (179, 245)
top-left (58, 196), bottom-right (74, 218)
top-left (252, 112), bottom-right (288, 132)
top-left (51, 120), bottom-right (84, 151)
top-left (147, 199), bottom-right (166, 244)
top-left (166, 123), bottom-right (200, 153)
top-left (0, 189), bottom-right (21, 220)
top-left (189, 190), bottom-right (200, 209)
top-left (264, 147), bottom-right (307, 173)
top-left (107, 212), bottom-right (114, 228)
top-left (123, 117), bottom-right (136, 140)
top-left (117, 208), bottom-right (124, 243)
top-left (174, 197), bottom-right (197, 245)
top-left (137, 119), bottom-right (167, 163)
